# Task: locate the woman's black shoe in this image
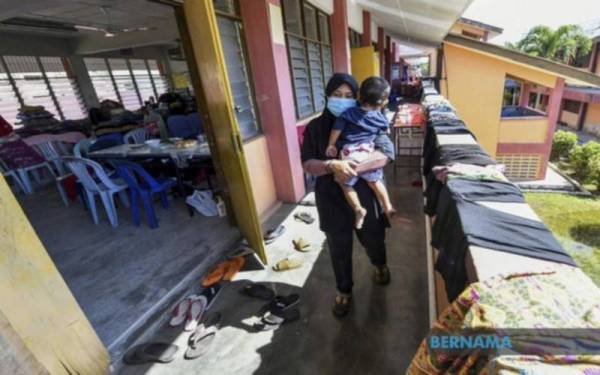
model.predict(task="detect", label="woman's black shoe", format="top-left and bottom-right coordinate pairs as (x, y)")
top-left (332, 294), bottom-right (351, 318)
top-left (373, 265), bottom-right (391, 285)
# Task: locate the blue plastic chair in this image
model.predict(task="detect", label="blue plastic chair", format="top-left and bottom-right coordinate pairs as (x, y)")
top-left (187, 112), bottom-right (203, 135)
top-left (167, 115), bottom-right (195, 139)
top-left (74, 138), bottom-right (93, 158)
top-left (63, 157), bottom-right (129, 227)
top-left (113, 160), bottom-right (177, 229)
top-left (0, 158), bottom-right (26, 193)
top-left (124, 128), bottom-right (150, 144)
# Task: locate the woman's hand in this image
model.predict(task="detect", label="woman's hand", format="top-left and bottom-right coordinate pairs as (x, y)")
top-left (328, 159), bottom-right (357, 184)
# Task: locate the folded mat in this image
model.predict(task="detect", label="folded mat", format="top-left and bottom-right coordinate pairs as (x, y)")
top-left (407, 266), bottom-right (600, 374)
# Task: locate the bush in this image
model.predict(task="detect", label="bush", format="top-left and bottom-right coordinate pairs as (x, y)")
top-left (551, 130), bottom-right (578, 161)
top-left (570, 141), bottom-right (600, 182)
top-left (589, 154), bottom-right (600, 188)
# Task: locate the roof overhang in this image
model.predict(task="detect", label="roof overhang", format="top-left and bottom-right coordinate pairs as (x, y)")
top-left (445, 34), bottom-right (600, 87)
top-left (355, 0), bottom-right (474, 47)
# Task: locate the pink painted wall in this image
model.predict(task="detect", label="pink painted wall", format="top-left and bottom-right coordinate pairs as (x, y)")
top-left (378, 27), bottom-right (385, 77)
top-left (240, 0), bottom-right (305, 204)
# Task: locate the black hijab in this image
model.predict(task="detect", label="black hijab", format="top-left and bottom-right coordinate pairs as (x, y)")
top-left (325, 73), bottom-right (359, 98)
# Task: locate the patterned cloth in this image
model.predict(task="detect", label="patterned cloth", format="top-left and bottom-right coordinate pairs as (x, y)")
top-left (340, 142), bottom-right (383, 186)
top-left (432, 163), bottom-right (508, 183)
top-left (407, 265), bottom-right (600, 374)
top-left (23, 131), bottom-right (86, 146)
top-left (0, 139), bottom-right (45, 169)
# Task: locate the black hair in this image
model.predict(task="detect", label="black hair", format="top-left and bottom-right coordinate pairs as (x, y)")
top-left (359, 76), bottom-right (390, 106)
top-left (325, 73), bottom-right (359, 98)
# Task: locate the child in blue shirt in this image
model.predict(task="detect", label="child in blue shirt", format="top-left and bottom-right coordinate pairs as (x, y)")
top-left (326, 76), bottom-right (395, 229)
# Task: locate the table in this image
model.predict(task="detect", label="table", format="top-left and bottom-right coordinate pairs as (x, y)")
top-left (393, 105), bottom-right (425, 168)
top-left (89, 142), bottom-right (213, 215)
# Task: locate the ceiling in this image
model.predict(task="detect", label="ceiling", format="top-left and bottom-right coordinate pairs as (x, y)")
top-left (0, 0), bottom-right (472, 54)
top-left (356, 0), bottom-right (474, 47)
top-left (0, 0), bottom-right (178, 53)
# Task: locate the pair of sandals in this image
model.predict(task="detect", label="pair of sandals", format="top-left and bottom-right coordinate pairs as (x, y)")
top-left (239, 282), bottom-right (300, 331)
top-left (124, 312), bottom-right (223, 364)
top-left (170, 284), bottom-right (222, 331)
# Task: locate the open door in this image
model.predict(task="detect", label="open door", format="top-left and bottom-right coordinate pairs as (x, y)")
top-left (175, 1), bottom-right (267, 263)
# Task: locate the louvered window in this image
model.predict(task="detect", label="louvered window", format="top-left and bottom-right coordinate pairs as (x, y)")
top-left (215, 0), bottom-right (261, 140)
top-left (130, 59), bottom-right (156, 104)
top-left (0, 58), bottom-right (21, 125)
top-left (282, 0), bottom-right (333, 119)
top-left (108, 59), bottom-right (141, 110)
top-left (40, 57), bottom-right (86, 120)
top-left (147, 60), bottom-right (169, 97)
top-left (84, 58), bottom-right (119, 103)
top-left (3, 56), bottom-right (59, 119)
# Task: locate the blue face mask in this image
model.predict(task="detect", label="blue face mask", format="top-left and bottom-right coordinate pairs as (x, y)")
top-left (327, 97), bottom-right (356, 117)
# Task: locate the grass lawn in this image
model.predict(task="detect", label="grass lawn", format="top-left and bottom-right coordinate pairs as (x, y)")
top-left (525, 193), bottom-right (600, 286)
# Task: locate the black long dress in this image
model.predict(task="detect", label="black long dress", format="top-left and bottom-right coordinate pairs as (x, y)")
top-left (301, 108), bottom-right (395, 293)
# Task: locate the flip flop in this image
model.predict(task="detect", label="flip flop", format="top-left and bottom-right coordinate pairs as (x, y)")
top-left (201, 262), bottom-right (228, 287)
top-left (169, 295), bottom-right (198, 327)
top-left (123, 343), bottom-right (179, 365)
top-left (185, 312), bottom-right (222, 360)
top-left (184, 297), bottom-right (207, 332)
top-left (272, 257), bottom-right (303, 272)
top-left (292, 237), bottom-right (311, 252)
top-left (222, 256), bottom-right (245, 281)
top-left (200, 283), bottom-right (222, 310)
top-left (253, 308), bottom-right (300, 332)
top-left (239, 283), bottom-right (275, 301)
top-left (294, 211), bottom-right (315, 224)
top-left (264, 225), bottom-right (285, 244)
top-left (259, 294), bottom-right (300, 315)
top-left (226, 244), bottom-right (254, 260)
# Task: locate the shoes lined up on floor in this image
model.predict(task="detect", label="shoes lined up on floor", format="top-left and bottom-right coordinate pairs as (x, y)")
top-left (123, 210), bottom-right (316, 366)
top-left (124, 285), bottom-right (223, 365)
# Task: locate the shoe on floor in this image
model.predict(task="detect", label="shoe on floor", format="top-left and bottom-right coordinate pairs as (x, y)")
top-left (373, 265), bottom-right (391, 285)
top-left (332, 294), bottom-right (351, 318)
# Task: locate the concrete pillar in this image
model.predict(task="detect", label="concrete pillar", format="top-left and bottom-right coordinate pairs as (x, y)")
top-left (391, 42), bottom-right (396, 64)
top-left (540, 77), bottom-right (566, 178)
top-left (577, 102), bottom-right (588, 131)
top-left (331, 0), bottom-right (350, 73)
top-left (589, 41), bottom-right (599, 73)
top-left (377, 27), bottom-right (385, 77)
top-left (239, 0), bottom-right (305, 203)
top-left (385, 35), bottom-right (391, 82)
top-left (69, 56), bottom-right (99, 109)
top-left (361, 10), bottom-right (371, 47)
top-left (519, 83), bottom-right (530, 107)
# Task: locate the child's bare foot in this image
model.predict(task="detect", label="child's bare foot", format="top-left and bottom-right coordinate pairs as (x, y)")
top-left (355, 207), bottom-right (367, 229)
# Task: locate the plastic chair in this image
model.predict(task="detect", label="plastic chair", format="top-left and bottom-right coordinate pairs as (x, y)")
top-left (187, 112), bottom-right (203, 135)
top-left (167, 115), bottom-right (195, 139)
top-left (124, 128), bottom-right (150, 144)
top-left (73, 138), bottom-right (93, 158)
top-left (63, 157), bottom-right (129, 227)
top-left (113, 160), bottom-right (177, 229)
top-left (34, 141), bottom-right (67, 176)
top-left (0, 158), bottom-right (26, 193)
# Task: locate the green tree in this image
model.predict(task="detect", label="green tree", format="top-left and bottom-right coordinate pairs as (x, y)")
top-left (515, 25), bottom-right (592, 64)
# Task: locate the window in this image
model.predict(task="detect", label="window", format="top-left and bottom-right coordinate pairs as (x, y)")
top-left (528, 92), bottom-right (537, 107)
top-left (282, 0), bottom-right (333, 119)
top-left (215, 0), bottom-right (261, 140)
top-left (563, 99), bottom-right (581, 113)
top-left (147, 60), bottom-right (169, 97)
top-left (130, 59), bottom-right (155, 104)
top-left (349, 28), bottom-right (362, 48)
top-left (39, 57), bottom-right (86, 120)
top-left (84, 58), bottom-right (119, 103)
top-left (3, 56), bottom-right (59, 120)
top-left (84, 57), bottom-right (171, 108)
top-left (0, 58), bottom-right (21, 125)
top-left (108, 59), bottom-right (141, 110)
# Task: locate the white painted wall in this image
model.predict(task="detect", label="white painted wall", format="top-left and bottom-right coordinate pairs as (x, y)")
top-left (307, 0), bottom-right (333, 14)
top-left (371, 20), bottom-right (378, 43)
top-left (347, 0), bottom-right (363, 33)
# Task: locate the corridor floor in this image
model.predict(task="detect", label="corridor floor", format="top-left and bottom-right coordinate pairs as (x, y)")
top-left (119, 164), bottom-right (429, 375)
